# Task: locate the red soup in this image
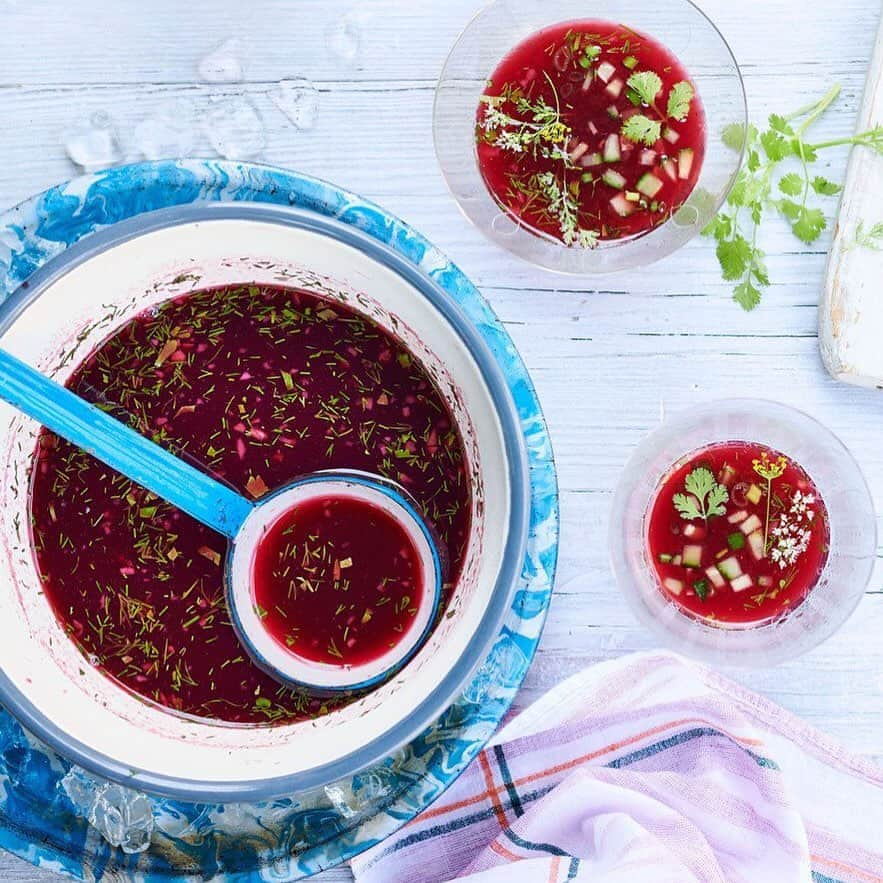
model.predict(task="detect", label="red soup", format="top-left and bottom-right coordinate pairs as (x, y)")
top-left (476, 20), bottom-right (705, 246)
top-left (647, 442), bottom-right (830, 625)
top-left (252, 494), bottom-right (425, 667)
top-left (29, 284), bottom-right (471, 724)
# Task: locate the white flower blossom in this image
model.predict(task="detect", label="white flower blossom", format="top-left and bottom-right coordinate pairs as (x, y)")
top-left (769, 490), bottom-right (816, 569)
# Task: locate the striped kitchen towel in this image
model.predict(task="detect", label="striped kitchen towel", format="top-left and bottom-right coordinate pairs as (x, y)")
top-left (351, 652), bottom-right (883, 883)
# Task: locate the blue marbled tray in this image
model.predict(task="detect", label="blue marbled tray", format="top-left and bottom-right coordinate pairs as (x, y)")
top-left (0, 160), bottom-right (558, 882)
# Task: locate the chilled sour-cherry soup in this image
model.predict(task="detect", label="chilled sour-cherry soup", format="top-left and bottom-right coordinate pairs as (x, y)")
top-left (252, 494), bottom-right (426, 667)
top-left (30, 284), bottom-right (471, 724)
top-left (476, 20), bottom-right (705, 247)
top-left (647, 443), bottom-right (830, 625)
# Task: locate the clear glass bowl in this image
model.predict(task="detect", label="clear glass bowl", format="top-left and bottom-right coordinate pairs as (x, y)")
top-left (434, 0), bottom-right (747, 273)
top-left (609, 399), bottom-right (876, 666)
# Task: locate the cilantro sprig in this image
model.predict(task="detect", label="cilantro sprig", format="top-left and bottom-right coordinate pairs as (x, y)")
top-left (622, 114), bottom-right (661, 146)
top-left (673, 466), bottom-right (729, 523)
top-left (621, 73), bottom-right (695, 146)
top-left (705, 84), bottom-right (883, 310)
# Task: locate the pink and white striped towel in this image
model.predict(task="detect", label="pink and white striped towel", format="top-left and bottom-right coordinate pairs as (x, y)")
top-left (351, 652), bottom-right (883, 883)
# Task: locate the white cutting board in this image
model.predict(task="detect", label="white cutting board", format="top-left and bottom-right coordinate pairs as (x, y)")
top-left (820, 8), bottom-right (883, 388)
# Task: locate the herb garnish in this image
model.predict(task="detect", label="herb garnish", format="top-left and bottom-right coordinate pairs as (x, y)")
top-left (673, 466), bottom-right (729, 522)
top-left (752, 452), bottom-right (788, 547)
top-left (704, 84), bottom-right (883, 309)
top-left (622, 114), bottom-right (662, 147)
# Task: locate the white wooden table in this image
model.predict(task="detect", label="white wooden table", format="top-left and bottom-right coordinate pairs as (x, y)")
top-left (0, 0), bottom-right (881, 879)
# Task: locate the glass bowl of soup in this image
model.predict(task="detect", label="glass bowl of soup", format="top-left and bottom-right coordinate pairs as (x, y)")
top-left (434, 0), bottom-right (746, 273)
top-left (609, 399), bottom-right (876, 666)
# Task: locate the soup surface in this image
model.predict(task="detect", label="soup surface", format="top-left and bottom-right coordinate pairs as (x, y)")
top-left (251, 493), bottom-right (426, 667)
top-left (646, 442), bottom-right (829, 625)
top-left (30, 284), bottom-right (471, 724)
top-left (476, 20), bottom-right (705, 246)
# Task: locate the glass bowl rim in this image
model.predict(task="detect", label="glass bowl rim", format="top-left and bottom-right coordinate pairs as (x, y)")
top-left (433, 0), bottom-right (749, 275)
top-left (607, 397), bottom-right (877, 666)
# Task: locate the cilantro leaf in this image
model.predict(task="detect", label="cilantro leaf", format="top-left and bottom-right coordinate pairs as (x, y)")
top-left (716, 235), bottom-right (752, 281)
top-left (768, 114), bottom-right (794, 135)
top-left (760, 130), bottom-right (791, 161)
top-left (722, 122), bottom-right (747, 151)
top-left (621, 114), bottom-right (661, 146)
top-left (667, 81), bottom-right (694, 121)
top-left (733, 280), bottom-right (762, 310)
top-left (626, 71), bottom-right (662, 106)
top-left (778, 198), bottom-right (801, 220)
top-left (673, 493), bottom-right (703, 521)
top-left (811, 175), bottom-right (841, 195)
top-left (705, 484), bottom-right (729, 518)
top-left (684, 466), bottom-right (716, 502)
top-left (791, 206), bottom-right (826, 243)
top-left (778, 172), bottom-right (803, 196)
top-left (676, 467), bottom-right (729, 522)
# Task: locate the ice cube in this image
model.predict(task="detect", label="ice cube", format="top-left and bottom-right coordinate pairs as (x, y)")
top-left (59, 766), bottom-right (155, 855)
top-left (270, 78), bottom-right (320, 130)
top-left (198, 37), bottom-right (244, 83)
top-left (203, 96), bottom-right (266, 160)
top-left (60, 766), bottom-right (100, 815)
top-left (91, 784), bottom-right (154, 854)
top-left (132, 100), bottom-right (199, 160)
top-left (324, 782), bottom-right (360, 819)
top-left (64, 116), bottom-right (122, 171)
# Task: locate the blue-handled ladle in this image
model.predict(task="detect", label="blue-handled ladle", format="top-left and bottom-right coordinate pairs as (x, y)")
top-left (0, 349), bottom-right (442, 693)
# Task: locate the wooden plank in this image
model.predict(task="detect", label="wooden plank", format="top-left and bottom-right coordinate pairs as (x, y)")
top-left (821, 7), bottom-right (883, 387)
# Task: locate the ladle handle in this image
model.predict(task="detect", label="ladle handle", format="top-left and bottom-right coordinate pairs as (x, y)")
top-left (0, 349), bottom-right (253, 538)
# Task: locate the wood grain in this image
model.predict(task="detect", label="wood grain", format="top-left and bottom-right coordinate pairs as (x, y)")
top-left (0, 0), bottom-right (881, 880)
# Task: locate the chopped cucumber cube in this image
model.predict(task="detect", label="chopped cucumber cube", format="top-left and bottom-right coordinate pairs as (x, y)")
top-left (602, 169), bottom-right (627, 190)
top-left (658, 553), bottom-right (673, 564)
top-left (678, 148), bottom-right (694, 179)
top-left (636, 172), bottom-right (663, 198)
top-left (597, 60), bottom-right (616, 82)
top-left (605, 78), bottom-right (624, 98)
top-left (639, 149), bottom-right (658, 166)
top-left (607, 105), bottom-right (620, 119)
top-left (580, 151), bottom-right (603, 167)
top-left (727, 531), bottom-right (746, 550)
top-left (748, 530), bottom-right (765, 561)
top-left (746, 484), bottom-right (763, 504)
top-left (740, 513), bottom-right (763, 535)
top-left (623, 55), bottom-right (638, 69)
top-left (663, 577), bottom-right (684, 596)
top-left (662, 159), bottom-right (678, 182)
top-left (758, 575), bottom-right (774, 587)
top-left (663, 126), bottom-right (680, 144)
top-left (609, 193), bottom-right (635, 216)
top-left (705, 565), bottom-right (726, 588)
top-left (717, 555), bottom-right (742, 581)
top-left (730, 574), bottom-right (754, 593)
top-left (625, 190), bottom-right (641, 202)
top-left (727, 510), bottom-right (748, 524)
top-left (682, 544), bottom-right (703, 568)
top-left (719, 464), bottom-right (736, 486)
top-left (603, 133), bottom-right (621, 162)
top-left (672, 555), bottom-right (682, 566)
